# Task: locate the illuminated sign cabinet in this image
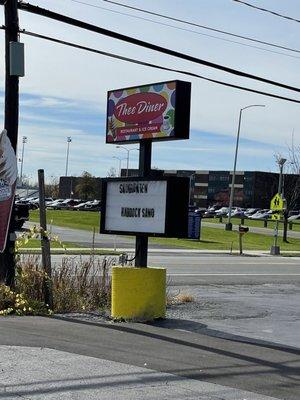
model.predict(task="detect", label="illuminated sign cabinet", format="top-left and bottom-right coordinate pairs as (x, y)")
top-left (100, 177), bottom-right (189, 237)
top-left (106, 80), bottom-right (191, 144)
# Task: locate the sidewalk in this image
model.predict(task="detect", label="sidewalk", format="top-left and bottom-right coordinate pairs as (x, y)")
top-left (18, 247), bottom-right (300, 256)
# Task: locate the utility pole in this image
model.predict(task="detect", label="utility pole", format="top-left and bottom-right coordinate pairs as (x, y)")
top-left (0, 0), bottom-right (20, 285)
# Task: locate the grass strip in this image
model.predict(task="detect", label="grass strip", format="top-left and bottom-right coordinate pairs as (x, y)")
top-left (30, 210), bottom-right (300, 251)
top-left (203, 217), bottom-right (300, 232)
top-left (150, 227), bottom-right (300, 251)
top-left (30, 210), bottom-right (100, 231)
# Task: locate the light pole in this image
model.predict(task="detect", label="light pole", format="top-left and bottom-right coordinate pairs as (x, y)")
top-left (113, 156), bottom-right (126, 177)
top-left (225, 104), bottom-right (265, 231)
top-left (116, 145), bottom-right (139, 177)
top-left (65, 136), bottom-right (72, 176)
top-left (19, 136), bottom-right (27, 186)
top-left (270, 157), bottom-right (287, 255)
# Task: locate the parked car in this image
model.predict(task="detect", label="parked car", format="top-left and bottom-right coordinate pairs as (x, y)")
top-left (73, 201), bottom-right (90, 211)
top-left (24, 197), bottom-right (39, 210)
top-left (47, 199), bottom-right (65, 209)
top-left (249, 209), bottom-right (271, 220)
top-left (13, 202), bottom-right (29, 230)
top-left (288, 214), bottom-right (300, 222)
top-left (84, 200), bottom-right (101, 212)
top-left (203, 206), bottom-right (219, 218)
top-left (215, 207), bottom-right (229, 217)
top-left (244, 208), bottom-right (260, 218)
top-left (194, 208), bottom-right (206, 216)
top-left (56, 199), bottom-right (82, 210)
top-left (230, 208), bottom-right (246, 218)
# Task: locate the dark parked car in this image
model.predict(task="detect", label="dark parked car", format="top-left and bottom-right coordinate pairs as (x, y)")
top-left (55, 199), bottom-right (82, 210)
top-left (13, 202), bottom-right (29, 230)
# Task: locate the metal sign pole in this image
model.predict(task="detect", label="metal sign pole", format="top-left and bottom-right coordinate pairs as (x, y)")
top-left (135, 141), bottom-right (152, 268)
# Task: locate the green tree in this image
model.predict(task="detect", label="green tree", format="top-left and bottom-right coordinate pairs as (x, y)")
top-left (45, 176), bottom-right (59, 198)
top-left (75, 171), bottom-right (97, 200)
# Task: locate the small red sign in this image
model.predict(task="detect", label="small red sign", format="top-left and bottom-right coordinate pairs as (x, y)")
top-left (114, 93), bottom-right (167, 124)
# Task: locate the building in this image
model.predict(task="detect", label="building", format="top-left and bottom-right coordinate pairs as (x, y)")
top-left (122, 169), bottom-right (299, 210)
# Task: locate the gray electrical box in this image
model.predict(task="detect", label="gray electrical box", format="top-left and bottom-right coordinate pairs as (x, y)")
top-left (9, 42), bottom-right (25, 77)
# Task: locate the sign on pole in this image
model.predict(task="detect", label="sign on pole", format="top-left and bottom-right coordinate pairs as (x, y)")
top-left (0, 130), bottom-right (17, 252)
top-left (106, 80), bottom-right (191, 144)
top-left (100, 177), bottom-right (189, 238)
top-left (271, 212), bottom-right (281, 221)
top-left (270, 193), bottom-right (285, 211)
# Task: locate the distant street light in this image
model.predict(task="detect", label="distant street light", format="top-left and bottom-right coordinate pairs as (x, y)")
top-left (65, 136), bottom-right (72, 177)
top-left (19, 136), bottom-right (27, 186)
top-left (226, 104), bottom-right (265, 231)
top-left (113, 156), bottom-right (126, 177)
top-left (116, 145), bottom-right (139, 177)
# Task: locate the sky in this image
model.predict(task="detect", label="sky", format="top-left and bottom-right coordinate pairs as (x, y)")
top-left (0, 0), bottom-right (299, 183)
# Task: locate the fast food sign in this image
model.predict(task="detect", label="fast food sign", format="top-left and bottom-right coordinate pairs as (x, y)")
top-left (106, 80), bottom-right (191, 144)
top-left (0, 130), bottom-right (17, 252)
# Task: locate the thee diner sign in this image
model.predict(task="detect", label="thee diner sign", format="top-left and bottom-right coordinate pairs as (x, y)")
top-left (106, 80), bottom-right (191, 144)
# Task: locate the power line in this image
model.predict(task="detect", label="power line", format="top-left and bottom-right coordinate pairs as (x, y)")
top-left (15, 2), bottom-right (300, 93)
top-left (232, 0), bottom-right (300, 23)
top-left (66, 0), bottom-right (300, 59)
top-left (18, 28), bottom-right (300, 104)
top-left (100, 0), bottom-right (300, 54)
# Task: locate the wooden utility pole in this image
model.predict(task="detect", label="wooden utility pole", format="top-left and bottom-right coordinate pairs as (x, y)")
top-left (38, 169), bottom-right (53, 309)
top-left (0, 0), bottom-right (20, 285)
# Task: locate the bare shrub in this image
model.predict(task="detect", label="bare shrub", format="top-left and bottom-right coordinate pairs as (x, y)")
top-left (52, 256), bottom-right (112, 313)
top-left (15, 255), bottom-right (45, 303)
top-left (10, 255), bottom-right (114, 314)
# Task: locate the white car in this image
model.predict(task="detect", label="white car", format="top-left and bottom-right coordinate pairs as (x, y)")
top-left (288, 214), bottom-right (300, 222)
top-left (215, 207), bottom-right (229, 217)
top-left (249, 209), bottom-right (270, 220)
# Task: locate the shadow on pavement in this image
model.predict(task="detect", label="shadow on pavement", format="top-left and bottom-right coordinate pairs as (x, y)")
top-left (150, 318), bottom-right (300, 354)
top-left (54, 315), bottom-right (300, 362)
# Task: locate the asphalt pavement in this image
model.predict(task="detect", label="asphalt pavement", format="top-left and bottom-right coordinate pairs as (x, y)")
top-left (1, 317), bottom-right (299, 400)
top-left (6, 223), bottom-right (299, 399)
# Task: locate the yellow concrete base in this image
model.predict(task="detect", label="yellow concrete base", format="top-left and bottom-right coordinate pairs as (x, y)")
top-left (111, 267), bottom-right (166, 321)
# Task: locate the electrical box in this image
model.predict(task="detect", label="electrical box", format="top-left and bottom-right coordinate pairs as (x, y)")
top-left (9, 42), bottom-right (25, 77)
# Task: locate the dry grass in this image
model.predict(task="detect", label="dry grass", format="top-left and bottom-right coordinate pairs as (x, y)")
top-left (175, 293), bottom-right (195, 303)
top-left (52, 256), bottom-right (112, 313)
top-left (166, 285), bottom-right (195, 306)
top-left (14, 255), bottom-right (114, 314)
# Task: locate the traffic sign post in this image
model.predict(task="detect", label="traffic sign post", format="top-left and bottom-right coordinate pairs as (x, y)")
top-left (270, 193), bottom-right (285, 211)
top-left (238, 225), bottom-right (249, 255)
top-left (271, 212), bottom-right (281, 221)
top-left (270, 193), bottom-right (285, 255)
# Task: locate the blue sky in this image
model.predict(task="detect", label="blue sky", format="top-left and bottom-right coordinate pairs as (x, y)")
top-left (0, 0), bottom-right (299, 182)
